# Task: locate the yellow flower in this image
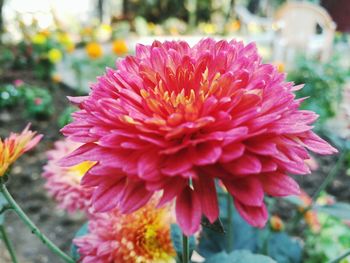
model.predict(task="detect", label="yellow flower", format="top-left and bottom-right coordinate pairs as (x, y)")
top-left (199, 23), bottom-right (216, 35)
top-left (0, 125), bottom-right (42, 177)
top-left (228, 20), bottom-right (240, 32)
top-left (48, 49), bottom-right (63, 64)
top-left (40, 29), bottom-right (51, 37)
top-left (32, 33), bottom-right (47, 45)
top-left (86, 42), bottom-right (103, 59)
top-left (273, 61), bottom-right (285, 73)
top-left (112, 39), bottom-right (128, 56)
top-left (270, 215), bottom-right (284, 232)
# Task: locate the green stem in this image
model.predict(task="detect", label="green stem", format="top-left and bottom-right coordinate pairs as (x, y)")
top-left (227, 194), bottom-right (234, 252)
top-left (182, 234), bottom-right (189, 263)
top-left (312, 151), bottom-right (347, 202)
top-left (0, 184), bottom-right (74, 263)
top-left (0, 225), bottom-right (18, 263)
top-left (328, 249), bottom-right (350, 263)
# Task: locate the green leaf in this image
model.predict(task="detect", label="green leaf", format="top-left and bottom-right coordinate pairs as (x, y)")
top-left (70, 222), bottom-right (89, 260)
top-left (267, 232), bottom-right (302, 263)
top-left (205, 250), bottom-right (276, 263)
top-left (315, 202), bottom-right (350, 220)
top-left (170, 224), bottom-right (196, 262)
top-left (198, 193), bottom-right (261, 258)
top-left (201, 216), bottom-right (225, 234)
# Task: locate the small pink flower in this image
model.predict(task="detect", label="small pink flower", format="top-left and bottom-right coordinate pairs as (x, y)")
top-left (61, 39), bottom-right (337, 235)
top-left (42, 139), bottom-right (94, 213)
top-left (74, 201), bottom-right (175, 263)
top-left (34, 98), bottom-right (43, 105)
top-left (13, 79), bottom-right (24, 87)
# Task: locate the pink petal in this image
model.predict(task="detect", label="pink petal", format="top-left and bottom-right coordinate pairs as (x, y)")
top-left (260, 173), bottom-right (300, 197)
top-left (224, 177), bottom-right (264, 206)
top-left (137, 152), bottom-right (161, 180)
top-left (234, 199), bottom-right (268, 228)
top-left (193, 176), bottom-right (219, 223)
top-left (157, 177), bottom-right (187, 207)
top-left (223, 154), bottom-right (262, 175)
top-left (92, 178), bottom-right (126, 212)
top-left (220, 143), bottom-right (245, 163)
top-left (58, 143), bottom-right (102, 167)
top-left (300, 131), bottom-right (338, 155)
top-left (191, 143), bottom-right (222, 165)
top-left (161, 151), bottom-right (192, 176)
top-left (119, 181), bottom-right (153, 213)
top-left (176, 186), bottom-right (202, 236)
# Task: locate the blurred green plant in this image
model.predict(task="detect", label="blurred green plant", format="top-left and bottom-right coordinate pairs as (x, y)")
top-left (304, 215), bottom-right (350, 263)
top-left (22, 86), bottom-right (53, 119)
top-left (58, 106), bottom-right (77, 128)
top-left (71, 55), bottom-right (116, 92)
top-left (287, 56), bottom-right (349, 125)
top-left (0, 84), bottom-right (20, 110)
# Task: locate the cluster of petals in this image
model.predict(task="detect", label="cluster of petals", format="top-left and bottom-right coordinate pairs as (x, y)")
top-left (74, 201), bottom-right (175, 263)
top-left (42, 139), bottom-right (94, 213)
top-left (0, 124), bottom-right (42, 177)
top-left (61, 38), bottom-right (337, 235)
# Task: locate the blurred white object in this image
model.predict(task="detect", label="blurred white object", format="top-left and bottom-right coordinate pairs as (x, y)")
top-left (273, 1), bottom-right (336, 65)
top-left (235, 5), bottom-right (273, 34)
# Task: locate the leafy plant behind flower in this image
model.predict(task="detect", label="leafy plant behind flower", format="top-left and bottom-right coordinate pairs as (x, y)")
top-left (22, 86), bottom-right (53, 119)
top-left (0, 84), bottom-right (21, 110)
top-left (287, 55), bottom-right (349, 125)
top-left (58, 106), bottom-right (77, 128)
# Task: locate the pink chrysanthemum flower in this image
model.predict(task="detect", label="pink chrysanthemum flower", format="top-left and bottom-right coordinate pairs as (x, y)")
top-left (61, 39), bottom-right (337, 235)
top-left (74, 202), bottom-right (176, 263)
top-left (0, 124), bottom-right (42, 177)
top-left (42, 139), bottom-right (95, 212)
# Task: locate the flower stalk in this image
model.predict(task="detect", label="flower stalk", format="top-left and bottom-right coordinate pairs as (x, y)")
top-left (0, 225), bottom-right (18, 263)
top-left (182, 233), bottom-right (189, 263)
top-left (227, 194), bottom-right (234, 252)
top-left (0, 183), bottom-right (75, 263)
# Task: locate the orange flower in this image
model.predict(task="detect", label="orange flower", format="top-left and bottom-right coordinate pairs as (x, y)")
top-left (85, 42), bottom-right (103, 59)
top-left (112, 39), bottom-right (128, 56)
top-left (270, 215), bottom-right (284, 231)
top-left (304, 210), bottom-right (321, 233)
top-left (0, 125), bottom-right (42, 177)
top-left (51, 73), bottom-right (62, 83)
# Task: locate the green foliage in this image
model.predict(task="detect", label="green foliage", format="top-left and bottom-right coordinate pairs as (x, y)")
top-left (198, 191), bottom-right (302, 263)
top-left (0, 46), bottom-right (15, 73)
top-left (205, 250), bottom-right (276, 263)
top-left (70, 222), bottom-right (89, 261)
top-left (304, 215), bottom-right (350, 263)
top-left (287, 56), bottom-right (349, 124)
top-left (22, 86), bottom-right (53, 118)
top-left (315, 202), bottom-right (350, 220)
top-left (58, 106), bottom-right (77, 128)
top-left (170, 224), bottom-right (196, 262)
top-left (0, 84), bottom-right (21, 110)
top-left (71, 55), bottom-right (116, 91)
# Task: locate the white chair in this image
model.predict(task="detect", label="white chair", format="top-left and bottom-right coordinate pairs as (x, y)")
top-left (273, 1), bottom-right (336, 65)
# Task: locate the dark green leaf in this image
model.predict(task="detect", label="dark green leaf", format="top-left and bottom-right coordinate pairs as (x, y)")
top-left (267, 232), bottom-right (302, 263)
top-left (201, 216), bottom-right (225, 234)
top-left (70, 222), bottom-right (89, 260)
